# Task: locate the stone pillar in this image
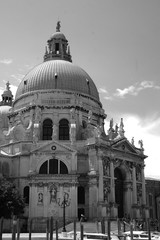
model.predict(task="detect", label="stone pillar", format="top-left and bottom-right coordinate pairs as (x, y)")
top-left (88, 147), bottom-right (97, 174)
top-left (29, 183), bottom-right (37, 218)
top-left (70, 184), bottom-right (77, 218)
top-left (132, 165), bottom-right (137, 204)
top-left (88, 177), bottom-right (98, 218)
top-left (141, 165), bottom-right (146, 205)
top-left (43, 184), bottom-right (48, 217)
top-left (110, 160), bottom-right (115, 203)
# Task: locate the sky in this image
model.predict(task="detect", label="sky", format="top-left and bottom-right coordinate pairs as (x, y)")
top-left (0, 0), bottom-right (160, 178)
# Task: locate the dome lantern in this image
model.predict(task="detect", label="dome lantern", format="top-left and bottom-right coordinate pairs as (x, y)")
top-left (0, 81), bottom-right (13, 106)
top-left (44, 21), bottom-right (72, 63)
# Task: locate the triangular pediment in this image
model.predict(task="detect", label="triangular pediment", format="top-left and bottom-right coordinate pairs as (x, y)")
top-left (111, 137), bottom-right (138, 154)
top-left (31, 140), bottom-right (76, 154)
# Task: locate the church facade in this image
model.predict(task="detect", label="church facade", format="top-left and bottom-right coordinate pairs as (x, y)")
top-left (0, 22), bottom-right (149, 222)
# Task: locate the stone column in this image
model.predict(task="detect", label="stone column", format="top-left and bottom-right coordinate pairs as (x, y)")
top-left (43, 184), bottom-right (48, 217)
top-left (132, 165), bottom-right (137, 204)
top-left (110, 160), bottom-right (115, 203)
top-left (141, 165), bottom-right (146, 205)
top-left (88, 177), bottom-right (98, 218)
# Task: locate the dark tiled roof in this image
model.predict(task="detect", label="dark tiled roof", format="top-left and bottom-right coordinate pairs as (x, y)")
top-left (15, 60), bottom-right (100, 101)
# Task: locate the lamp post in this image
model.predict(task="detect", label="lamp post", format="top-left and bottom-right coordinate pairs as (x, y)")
top-left (57, 193), bottom-right (70, 232)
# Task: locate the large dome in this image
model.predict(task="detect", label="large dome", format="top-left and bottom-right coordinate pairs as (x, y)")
top-left (15, 60), bottom-right (100, 101)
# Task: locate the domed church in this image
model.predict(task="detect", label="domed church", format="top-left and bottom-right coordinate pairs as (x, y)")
top-left (0, 22), bottom-right (148, 223)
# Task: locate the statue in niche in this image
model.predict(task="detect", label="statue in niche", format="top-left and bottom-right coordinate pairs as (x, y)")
top-left (50, 186), bottom-right (57, 203)
top-left (38, 193), bottom-right (43, 204)
top-left (103, 181), bottom-right (110, 202)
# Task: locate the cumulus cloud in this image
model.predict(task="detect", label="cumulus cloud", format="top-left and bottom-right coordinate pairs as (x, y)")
top-left (115, 81), bottom-right (160, 98)
top-left (104, 114), bottom-right (160, 178)
top-left (0, 59), bottom-right (13, 65)
top-left (99, 88), bottom-right (108, 94)
top-left (99, 87), bottom-right (113, 100)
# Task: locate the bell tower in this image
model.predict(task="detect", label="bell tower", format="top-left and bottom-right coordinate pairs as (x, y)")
top-left (44, 21), bottom-right (72, 62)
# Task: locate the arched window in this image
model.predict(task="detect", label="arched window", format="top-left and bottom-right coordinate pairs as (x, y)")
top-left (23, 186), bottom-right (29, 204)
top-left (39, 159), bottom-right (68, 174)
top-left (59, 119), bottom-right (69, 140)
top-left (42, 119), bottom-right (53, 140)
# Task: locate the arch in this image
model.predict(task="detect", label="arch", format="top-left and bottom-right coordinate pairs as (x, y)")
top-left (23, 186), bottom-right (29, 204)
top-left (42, 118), bottom-right (53, 140)
top-left (59, 119), bottom-right (69, 140)
top-left (39, 158), bottom-right (68, 174)
top-left (114, 167), bottom-right (125, 218)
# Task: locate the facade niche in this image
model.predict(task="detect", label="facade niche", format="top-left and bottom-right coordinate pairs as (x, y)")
top-left (23, 186), bottom-right (29, 204)
top-left (78, 186), bottom-right (85, 204)
top-left (42, 119), bottom-right (53, 140)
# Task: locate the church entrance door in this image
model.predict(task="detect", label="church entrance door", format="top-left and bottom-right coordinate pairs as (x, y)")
top-left (114, 168), bottom-right (124, 218)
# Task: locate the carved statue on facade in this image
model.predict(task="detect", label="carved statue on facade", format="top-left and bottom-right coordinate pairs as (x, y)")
top-left (52, 124), bottom-right (58, 140)
top-left (131, 137), bottom-right (135, 146)
top-left (119, 118), bottom-right (125, 137)
top-left (138, 140), bottom-right (144, 151)
top-left (70, 123), bottom-right (76, 145)
top-left (50, 185), bottom-right (57, 203)
top-left (33, 107), bottom-right (41, 143)
top-left (88, 110), bottom-right (92, 123)
top-left (56, 21), bottom-right (61, 32)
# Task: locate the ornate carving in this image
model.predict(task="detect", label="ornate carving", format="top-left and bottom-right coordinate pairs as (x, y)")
top-left (103, 179), bottom-right (110, 201)
top-left (102, 157), bottom-right (110, 176)
top-left (38, 192), bottom-right (43, 204)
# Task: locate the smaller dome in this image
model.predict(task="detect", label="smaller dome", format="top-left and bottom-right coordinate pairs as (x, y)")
top-left (0, 105), bottom-right (11, 114)
top-left (50, 32), bottom-right (66, 40)
top-left (0, 105), bottom-right (11, 129)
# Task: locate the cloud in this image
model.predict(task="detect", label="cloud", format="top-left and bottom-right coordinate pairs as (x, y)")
top-left (11, 74), bottom-right (24, 83)
top-left (115, 81), bottom-right (160, 98)
top-left (0, 59), bottom-right (13, 65)
top-left (104, 114), bottom-right (160, 178)
top-left (99, 87), bottom-right (113, 100)
top-left (99, 88), bottom-right (108, 94)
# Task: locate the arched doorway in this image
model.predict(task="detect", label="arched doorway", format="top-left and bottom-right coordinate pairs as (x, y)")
top-left (114, 167), bottom-right (124, 218)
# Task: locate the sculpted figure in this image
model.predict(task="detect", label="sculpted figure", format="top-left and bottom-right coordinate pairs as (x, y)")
top-left (88, 110), bottom-right (92, 123)
top-left (70, 123), bottom-right (76, 145)
top-left (138, 140), bottom-right (144, 151)
top-left (52, 124), bottom-right (58, 140)
top-left (131, 137), bottom-right (135, 146)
